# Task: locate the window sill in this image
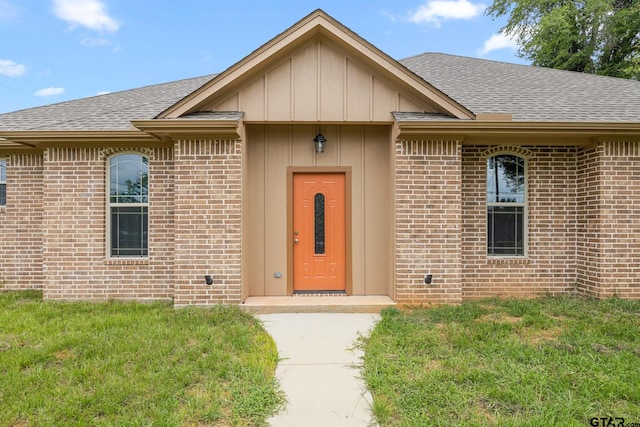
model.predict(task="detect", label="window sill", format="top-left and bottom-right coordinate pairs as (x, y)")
top-left (105, 258), bottom-right (149, 265)
top-left (487, 257), bottom-right (530, 264)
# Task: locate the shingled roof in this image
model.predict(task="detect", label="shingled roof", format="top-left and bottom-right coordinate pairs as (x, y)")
top-left (401, 53), bottom-right (640, 122)
top-left (0, 75), bottom-right (213, 132)
top-left (1, 52), bottom-right (640, 132)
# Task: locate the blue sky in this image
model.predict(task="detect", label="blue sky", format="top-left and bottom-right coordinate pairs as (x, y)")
top-left (0, 0), bottom-right (525, 114)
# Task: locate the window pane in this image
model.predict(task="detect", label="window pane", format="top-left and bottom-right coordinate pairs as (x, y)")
top-left (110, 154), bottom-right (148, 203)
top-left (487, 206), bottom-right (524, 255)
top-left (0, 160), bottom-right (5, 206)
top-left (314, 193), bottom-right (325, 255)
top-left (487, 155), bottom-right (525, 203)
top-left (111, 206), bottom-right (148, 256)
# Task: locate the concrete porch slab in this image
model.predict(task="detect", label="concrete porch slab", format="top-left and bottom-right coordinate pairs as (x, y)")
top-left (240, 295), bottom-right (395, 314)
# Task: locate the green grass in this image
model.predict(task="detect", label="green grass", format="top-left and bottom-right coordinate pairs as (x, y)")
top-left (363, 296), bottom-right (640, 426)
top-left (0, 291), bottom-right (283, 426)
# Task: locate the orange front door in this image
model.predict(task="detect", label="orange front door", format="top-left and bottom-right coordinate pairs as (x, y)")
top-left (293, 173), bottom-right (346, 291)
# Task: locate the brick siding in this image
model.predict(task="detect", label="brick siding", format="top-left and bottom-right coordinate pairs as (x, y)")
top-left (0, 154), bottom-right (43, 289)
top-left (583, 141), bottom-right (640, 298)
top-left (462, 146), bottom-right (577, 299)
top-left (395, 139), bottom-right (463, 304)
top-left (2, 138), bottom-right (640, 304)
top-left (41, 147), bottom-right (174, 300)
top-left (173, 139), bottom-right (243, 306)
top-left (576, 145), bottom-right (602, 296)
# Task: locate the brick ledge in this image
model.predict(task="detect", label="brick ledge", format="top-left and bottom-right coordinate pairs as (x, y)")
top-left (104, 258), bottom-right (149, 265)
top-left (487, 257), bottom-right (531, 264)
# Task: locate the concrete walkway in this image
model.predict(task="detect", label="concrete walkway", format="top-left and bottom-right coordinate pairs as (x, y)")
top-left (257, 313), bottom-right (381, 426)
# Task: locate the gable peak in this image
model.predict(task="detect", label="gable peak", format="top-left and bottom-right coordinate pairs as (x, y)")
top-left (158, 10), bottom-right (472, 120)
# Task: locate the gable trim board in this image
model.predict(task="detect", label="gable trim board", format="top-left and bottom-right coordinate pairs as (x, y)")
top-left (160, 10), bottom-right (473, 121)
top-left (2, 10), bottom-right (640, 305)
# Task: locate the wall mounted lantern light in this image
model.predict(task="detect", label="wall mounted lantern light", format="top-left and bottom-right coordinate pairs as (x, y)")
top-left (313, 132), bottom-right (327, 154)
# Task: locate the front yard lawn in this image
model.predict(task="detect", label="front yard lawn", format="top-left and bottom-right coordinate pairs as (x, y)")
top-left (0, 291), bottom-right (283, 426)
top-left (363, 296), bottom-right (640, 426)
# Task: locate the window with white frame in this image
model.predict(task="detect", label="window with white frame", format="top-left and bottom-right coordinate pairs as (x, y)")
top-left (108, 153), bottom-right (148, 257)
top-left (0, 158), bottom-right (6, 206)
top-left (487, 154), bottom-right (526, 256)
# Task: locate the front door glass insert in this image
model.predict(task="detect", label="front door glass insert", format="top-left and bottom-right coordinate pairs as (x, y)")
top-left (314, 193), bottom-right (325, 254)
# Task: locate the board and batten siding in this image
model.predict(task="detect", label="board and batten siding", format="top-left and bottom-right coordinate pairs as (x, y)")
top-left (245, 124), bottom-right (393, 297)
top-left (203, 38), bottom-right (434, 122)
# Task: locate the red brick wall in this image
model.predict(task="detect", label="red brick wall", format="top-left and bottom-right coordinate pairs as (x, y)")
top-left (0, 154), bottom-right (43, 289)
top-left (42, 147), bottom-right (174, 300)
top-left (395, 139), bottom-right (462, 304)
top-left (576, 145), bottom-right (602, 296)
top-left (592, 141), bottom-right (640, 298)
top-left (4, 138), bottom-right (640, 304)
top-left (173, 139), bottom-right (243, 306)
top-left (461, 146), bottom-right (577, 298)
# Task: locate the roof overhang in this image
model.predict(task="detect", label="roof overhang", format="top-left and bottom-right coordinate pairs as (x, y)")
top-left (132, 113), bottom-right (244, 141)
top-left (0, 112), bottom-right (243, 147)
top-left (0, 137), bottom-right (38, 150)
top-left (395, 119), bottom-right (640, 144)
top-left (0, 131), bottom-right (160, 148)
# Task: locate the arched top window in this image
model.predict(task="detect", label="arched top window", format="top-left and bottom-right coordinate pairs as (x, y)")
top-left (486, 154), bottom-right (527, 256)
top-left (109, 154), bottom-right (148, 204)
top-left (487, 154), bottom-right (525, 203)
top-left (108, 153), bottom-right (149, 257)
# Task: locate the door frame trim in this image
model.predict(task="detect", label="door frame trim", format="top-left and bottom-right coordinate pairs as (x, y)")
top-left (287, 167), bottom-right (352, 295)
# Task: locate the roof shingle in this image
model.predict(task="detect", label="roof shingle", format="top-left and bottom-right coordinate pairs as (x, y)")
top-left (2, 52), bottom-right (640, 132)
top-left (0, 75), bottom-right (213, 131)
top-left (401, 53), bottom-right (640, 122)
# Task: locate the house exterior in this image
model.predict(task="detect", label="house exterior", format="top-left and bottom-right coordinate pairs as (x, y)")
top-left (2, 10), bottom-right (640, 307)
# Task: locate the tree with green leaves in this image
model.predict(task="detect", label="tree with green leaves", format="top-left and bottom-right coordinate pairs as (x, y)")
top-left (486, 0), bottom-right (640, 79)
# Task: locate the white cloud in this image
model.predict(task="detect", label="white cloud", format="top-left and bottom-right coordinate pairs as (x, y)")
top-left (80, 36), bottom-right (111, 47)
top-left (34, 87), bottom-right (65, 97)
top-left (409, 0), bottom-right (486, 27)
top-left (479, 33), bottom-right (518, 55)
top-left (0, 0), bottom-right (20, 21)
top-left (52, 0), bottom-right (120, 32)
top-left (0, 59), bottom-right (26, 77)
top-left (96, 90), bottom-right (111, 95)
